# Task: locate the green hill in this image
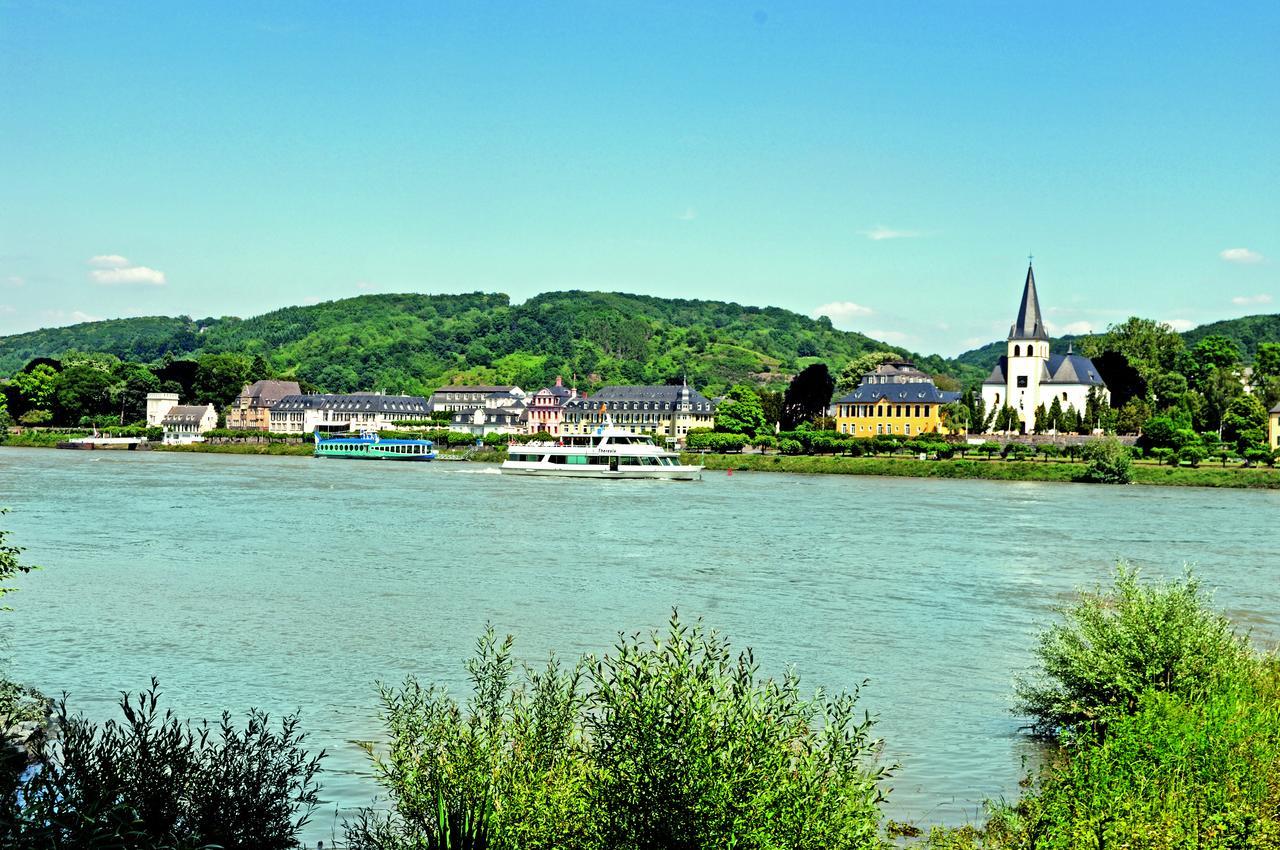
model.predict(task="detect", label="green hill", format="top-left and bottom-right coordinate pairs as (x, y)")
top-left (0, 291), bottom-right (982, 395)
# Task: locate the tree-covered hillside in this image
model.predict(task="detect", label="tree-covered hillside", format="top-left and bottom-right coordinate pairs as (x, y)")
top-left (954, 315), bottom-right (1280, 374)
top-left (0, 291), bottom-right (980, 396)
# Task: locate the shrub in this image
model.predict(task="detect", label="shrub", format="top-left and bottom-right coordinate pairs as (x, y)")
top-left (348, 615), bottom-right (892, 850)
top-left (1078, 437), bottom-right (1133, 484)
top-left (4, 679), bottom-right (324, 850)
top-left (1177, 444), bottom-right (1208, 467)
top-left (1001, 443), bottom-right (1034, 462)
top-left (1014, 565), bottom-right (1252, 737)
top-left (778, 438), bottom-right (804, 455)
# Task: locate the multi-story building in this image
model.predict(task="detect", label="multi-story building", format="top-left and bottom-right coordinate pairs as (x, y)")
top-left (161, 404), bottom-right (217, 444)
top-left (269, 393), bottom-right (430, 434)
top-left (428, 385), bottom-right (525, 413)
top-left (525, 376), bottom-right (576, 435)
top-left (833, 361), bottom-right (961, 437)
top-left (449, 406), bottom-right (525, 437)
top-left (561, 383), bottom-right (715, 441)
top-left (1270, 402), bottom-right (1280, 450)
top-left (145, 392), bottom-right (179, 427)
top-left (981, 264), bottom-right (1109, 433)
top-left (225, 380), bottom-right (301, 430)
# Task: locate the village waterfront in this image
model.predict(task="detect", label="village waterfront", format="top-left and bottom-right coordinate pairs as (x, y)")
top-left (3, 445), bottom-right (1279, 839)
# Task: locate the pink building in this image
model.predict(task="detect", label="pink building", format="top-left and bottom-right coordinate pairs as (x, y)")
top-left (526, 376), bottom-right (576, 435)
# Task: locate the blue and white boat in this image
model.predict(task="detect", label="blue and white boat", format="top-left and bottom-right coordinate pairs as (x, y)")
top-left (314, 430), bottom-right (436, 461)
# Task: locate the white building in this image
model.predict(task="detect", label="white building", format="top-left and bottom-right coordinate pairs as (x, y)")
top-left (145, 392), bottom-right (180, 427)
top-left (161, 404), bottom-right (217, 444)
top-left (268, 393), bottom-right (430, 434)
top-left (981, 264), bottom-right (1109, 433)
top-left (428, 385), bottom-right (525, 413)
top-left (449, 406), bottom-right (525, 437)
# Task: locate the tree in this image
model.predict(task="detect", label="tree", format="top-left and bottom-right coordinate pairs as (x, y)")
top-left (112, 362), bottom-right (161, 424)
top-left (834, 351), bottom-right (897, 394)
top-left (1059, 404), bottom-right (1081, 435)
top-left (1046, 396), bottom-right (1063, 433)
top-left (758, 390), bottom-right (783, 430)
top-left (1221, 394), bottom-right (1268, 452)
top-left (1083, 386), bottom-right (1112, 433)
top-left (1115, 397), bottom-right (1153, 435)
top-left (53, 364), bottom-right (116, 425)
top-left (1033, 404), bottom-right (1048, 435)
top-left (1090, 350), bottom-right (1146, 409)
top-left (992, 404), bottom-right (1021, 434)
top-left (714, 384), bottom-right (767, 437)
top-left (1079, 437), bottom-right (1133, 484)
top-left (940, 401), bottom-right (969, 435)
top-left (1089, 318), bottom-right (1185, 386)
top-left (11, 364), bottom-right (59, 413)
top-left (1255, 342), bottom-right (1280, 382)
top-left (193, 354), bottom-right (255, 408)
top-left (781, 364), bottom-right (834, 430)
top-left (1150, 372), bottom-right (1189, 411)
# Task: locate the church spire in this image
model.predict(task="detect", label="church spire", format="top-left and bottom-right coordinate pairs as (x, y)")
top-left (1009, 262), bottom-right (1049, 341)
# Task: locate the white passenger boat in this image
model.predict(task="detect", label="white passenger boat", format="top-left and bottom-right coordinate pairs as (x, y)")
top-left (500, 428), bottom-right (703, 480)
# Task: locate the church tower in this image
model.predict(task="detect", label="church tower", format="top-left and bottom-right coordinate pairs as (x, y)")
top-left (1004, 263), bottom-right (1049, 431)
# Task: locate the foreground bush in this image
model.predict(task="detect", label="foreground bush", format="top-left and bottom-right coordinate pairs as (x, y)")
top-left (925, 567), bottom-right (1279, 849)
top-left (2, 679), bottom-right (324, 850)
top-left (1014, 564), bottom-right (1251, 737)
top-left (348, 614), bottom-right (891, 850)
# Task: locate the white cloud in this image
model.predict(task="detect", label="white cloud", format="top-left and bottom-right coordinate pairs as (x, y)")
top-left (44, 309), bottom-right (103, 324)
top-left (1165, 319), bottom-right (1195, 332)
top-left (302, 295), bottom-right (323, 305)
top-left (88, 254), bottom-right (130, 268)
top-left (1220, 247), bottom-right (1264, 264)
top-left (860, 225), bottom-right (920, 241)
top-left (1046, 320), bottom-right (1095, 336)
top-left (356, 280), bottom-right (375, 290)
top-left (90, 265), bottom-right (166, 285)
top-left (676, 207), bottom-right (697, 221)
top-left (869, 328), bottom-right (909, 343)
top-left (4, 275), bottom-right (22, 287)
top-left (0, 304), bottom-right (14, 315)
top-left (811, 301), bottom-right (873, 324)
top-left (1231, 293), bottom-right (1273, 306)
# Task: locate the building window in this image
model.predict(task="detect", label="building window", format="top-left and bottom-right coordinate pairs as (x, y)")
top-left (905, 424), bottom-right (911, 435)
top-left (1014, 345), bottom-right (1021, 356)
top-left (1017, 376), bottom-right (1028, 388)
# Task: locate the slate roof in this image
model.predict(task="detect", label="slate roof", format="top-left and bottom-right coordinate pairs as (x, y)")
top-left (237, 380), bottom-right (301, 406)
top-left (983, 354), bottom-right (1106, 387)
top-left (836, 383), bottom-right (960, 405)
top-left (1009, 264), bottom-right (1049, 341)
top-left (563, 384), bottom-right (714, 412)
top-left (453, 407), bottom-right (523, 423)
top-left (1271, 402), bottom-right (1280, 414)
top-left (430, 385), bottom-right (521, 395)
top-left (274, 394), bottom-right (430, 415)
top-left (161, 405), bottom-right (214, 424)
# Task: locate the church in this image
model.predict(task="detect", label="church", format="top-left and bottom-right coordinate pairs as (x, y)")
top-left (981, 264), bottom-right (1109, 433)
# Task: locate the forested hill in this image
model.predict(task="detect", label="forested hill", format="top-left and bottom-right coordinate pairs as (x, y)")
top-left (953, 314), bottom-right (1280, 373)
top-left (0, 291), bottom-right (978, 395)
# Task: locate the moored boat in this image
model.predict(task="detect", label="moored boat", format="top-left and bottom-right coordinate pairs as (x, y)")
top-left (314, 430), bottom-right (436, 461)
top-left (500, 427), bottom-right (702, 480)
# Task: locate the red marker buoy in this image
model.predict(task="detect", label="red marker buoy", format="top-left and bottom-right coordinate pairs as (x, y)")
top-left (727, 468), bottom-right (733, 476)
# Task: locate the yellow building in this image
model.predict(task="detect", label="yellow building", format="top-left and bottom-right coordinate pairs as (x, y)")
top-left (832, 361), bottom-right (960, 438)
top-left (1270, 402), bottom-right (1279, 450)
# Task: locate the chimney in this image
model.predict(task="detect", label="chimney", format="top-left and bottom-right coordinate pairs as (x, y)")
top-left (555, 375), bottom-right (563, 387)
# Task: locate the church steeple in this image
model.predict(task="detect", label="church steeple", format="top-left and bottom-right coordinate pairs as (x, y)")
top-left (1009, 262), bottom-right (1049, 341)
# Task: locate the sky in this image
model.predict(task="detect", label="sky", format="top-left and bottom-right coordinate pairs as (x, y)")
top-left (2, 1), bottom-right (1277, 356)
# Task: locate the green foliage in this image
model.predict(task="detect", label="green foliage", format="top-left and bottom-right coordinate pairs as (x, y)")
top-left (714, 384), bottom-right (768, 436)
top-left (4, 678), bottom-right (324, 850)
top-left (781, 363), bottom-right (835, 429)
top-left (349, 616), bottom-right (890, 850)
top-left (1014, 565), bottom-right (1252, 738)
top-left (0, 510), bottom-right (35, 609)
top-left (1078, 437), bottom-right (1133, 484)
top-left (777, 437), bottom-right (804, 455)
top-left (685, 429), bottom-right (749, 452)
top-left (834, 351), bottom-right (898, 394)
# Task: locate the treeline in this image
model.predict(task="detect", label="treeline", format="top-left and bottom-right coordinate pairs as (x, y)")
top-left (0, 351), bottom-right (275, 429)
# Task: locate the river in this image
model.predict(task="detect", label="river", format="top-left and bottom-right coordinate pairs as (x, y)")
top-left (2, 446), bottom-right (1278, 839)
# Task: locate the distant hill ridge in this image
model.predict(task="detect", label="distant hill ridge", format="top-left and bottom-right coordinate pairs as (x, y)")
top-left (0, 291), bottom-right (974, 394)
top-left (2, 291), bottom-right (1276, 394)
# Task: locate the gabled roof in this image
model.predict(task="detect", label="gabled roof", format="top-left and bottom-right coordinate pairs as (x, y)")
top-left (983, 360), bottom-right (1007, 385)
top-left (274, 394), bottom-right (429, 413)
top-left (161, 404), bottom-right (215, 423)
top-left (563, 384), bottom-right (714, 409)
top-left (1271, 402), bottom-right (1280, 414)
top-left (1009, 264), bottom-right (1049, 341)
top-left (1045, 353), bottom-right (1105, 386)
top-left (836, 383), bottom-right (960, 405)
top-left (238, 380), bottom-right (301, 405)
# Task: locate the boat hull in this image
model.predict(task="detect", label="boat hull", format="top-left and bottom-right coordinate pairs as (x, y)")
top-left (499, 464), bottom-right (702, 481)
top-left (315, 451), bottom-right (437, 461)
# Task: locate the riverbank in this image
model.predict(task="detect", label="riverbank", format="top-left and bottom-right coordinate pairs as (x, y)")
top-left (688, 453), bottom-right (1280, 489)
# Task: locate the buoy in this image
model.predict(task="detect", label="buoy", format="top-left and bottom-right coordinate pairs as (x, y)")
top-left (727, 468), bottom-right (733, 476)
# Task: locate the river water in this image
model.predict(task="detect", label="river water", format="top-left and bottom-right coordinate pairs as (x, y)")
top-left (2, 446), bottom-right (1278, 838)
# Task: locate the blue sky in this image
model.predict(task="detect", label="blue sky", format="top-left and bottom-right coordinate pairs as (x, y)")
top-left (2, 1), bottom-right (1277, 356)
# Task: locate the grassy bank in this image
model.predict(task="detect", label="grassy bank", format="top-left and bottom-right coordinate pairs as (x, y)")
top-left (0, 430), bottom-right (91, 448)
top-left (688, 452), bottom-right (1280, 489)
top-left (153, 442), bottom-right (314, 456)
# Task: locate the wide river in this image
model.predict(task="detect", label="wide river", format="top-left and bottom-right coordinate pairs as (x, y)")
top-left (2, 446), bottom-right (1278, 839)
